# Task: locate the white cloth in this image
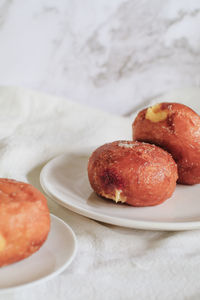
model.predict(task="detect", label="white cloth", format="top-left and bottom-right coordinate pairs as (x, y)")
top-left (0, 86), bottom-right (200, 300)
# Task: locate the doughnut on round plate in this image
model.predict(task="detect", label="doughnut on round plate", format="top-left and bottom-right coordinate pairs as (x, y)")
top-left (0, 214), bottom-right (77, 293)
top-left (40, 150), bottom-right (200, 231)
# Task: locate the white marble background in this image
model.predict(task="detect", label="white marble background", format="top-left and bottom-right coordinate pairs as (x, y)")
top-left (0, 0), bottom-right (199, 115)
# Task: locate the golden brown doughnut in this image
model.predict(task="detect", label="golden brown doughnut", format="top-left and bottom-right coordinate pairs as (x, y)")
top-left (133, 102), bottom-right (200, 184)
top-left (0, 179), bottom-right (50, 267)
top-left (88, 141), bottom-right (178, 207)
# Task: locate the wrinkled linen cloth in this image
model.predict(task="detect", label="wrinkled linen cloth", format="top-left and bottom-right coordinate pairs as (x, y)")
top-left (0, 86), bottom-right (200, 300)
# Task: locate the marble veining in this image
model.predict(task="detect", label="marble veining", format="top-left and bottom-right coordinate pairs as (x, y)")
top-left (0, 0), bottom-right (199, 115)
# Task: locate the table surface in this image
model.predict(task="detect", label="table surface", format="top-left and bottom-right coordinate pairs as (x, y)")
top-left (0, 0), bottom-right (200, 115)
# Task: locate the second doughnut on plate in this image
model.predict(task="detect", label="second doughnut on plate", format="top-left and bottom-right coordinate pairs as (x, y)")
top-left (40, 148), bottom-right (200, 231)
top-left (133, 102), bottom-right (200, 185)
top-left (88, 141), bottom-right (178, 207)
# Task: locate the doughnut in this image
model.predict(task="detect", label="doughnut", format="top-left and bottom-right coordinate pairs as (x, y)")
top-left (133, 102), bottom-right (200, 184)
top-left (0, 179), bottom-right (50, 267)
top-left (88, 141), bottom-right (178, 207)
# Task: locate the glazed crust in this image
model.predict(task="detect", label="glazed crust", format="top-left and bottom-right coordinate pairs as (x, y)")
top-left (0, 179), bottom-right (50, 267)
top-left (133, 103), bottom-right (200, 185)
top-left (88, 141), bottom-right (178, 207)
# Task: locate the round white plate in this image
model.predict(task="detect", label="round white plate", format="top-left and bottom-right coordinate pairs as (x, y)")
top-left (0, 214), bottom-right (77, 293)
top-left (40, 151), bottom-right (200, 231)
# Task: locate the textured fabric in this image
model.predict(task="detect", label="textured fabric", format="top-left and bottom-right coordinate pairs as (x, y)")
top-left (0, 86), bottom-right (200, 300)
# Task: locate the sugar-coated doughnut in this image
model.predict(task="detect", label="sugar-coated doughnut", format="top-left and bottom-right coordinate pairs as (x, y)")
top-left (133, 102), bottom-right (200, 185)
top-left (88, 141), bottom-right (178, 207)
top-left (0, 179), bottom-right (50, 267)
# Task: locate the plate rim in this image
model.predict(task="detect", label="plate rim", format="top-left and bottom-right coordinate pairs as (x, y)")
top-left (0, 214), bottom-right (77, 294)
top-left (40, 154), bottom-right (200, 231)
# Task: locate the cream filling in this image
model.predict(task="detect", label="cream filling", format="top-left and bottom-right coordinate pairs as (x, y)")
top-left (0, 234), bottom-right (6, 252)
top-left (102, 189), bottom-right (126, 203)
top-left (145, 103), bottom-right (168, 123)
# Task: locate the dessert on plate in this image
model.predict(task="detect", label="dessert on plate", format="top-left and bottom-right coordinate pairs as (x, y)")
top-left (133, 102), bottom-right (200, 185)
top-left (88, 141), bottom-right (178, 207)
top-left (0, 179), bottom-right (50, 267)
